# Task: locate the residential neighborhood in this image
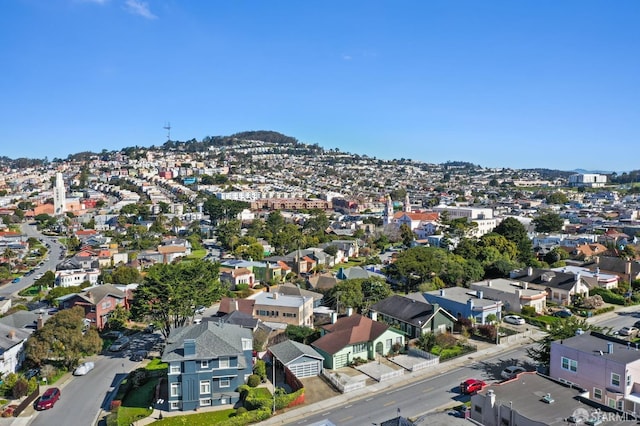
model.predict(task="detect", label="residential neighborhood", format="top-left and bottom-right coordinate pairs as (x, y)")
top-left (0, 135), bottom-right (640, 426)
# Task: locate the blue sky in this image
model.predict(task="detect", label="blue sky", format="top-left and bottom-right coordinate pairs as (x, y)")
top-left (1, 1), bottom-right (638, 171)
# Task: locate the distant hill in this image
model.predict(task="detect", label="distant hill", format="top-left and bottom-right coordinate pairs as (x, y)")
top-left (572, 168), bottom-right (614, 175)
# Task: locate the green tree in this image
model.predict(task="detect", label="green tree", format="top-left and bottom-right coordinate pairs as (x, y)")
top-left (493, 217), bottom-right (534, 264)
top-left (533, 212), bottom-right (564, 233)
top-left (545, 192), bottom-right (569, 205)
top-left (106, 304), bottom-right (130, 330)
top-left (399, 223), bottom-right (415, 247)
top-left (285, 325), bottom-right (320, 344)
top-left (108, 265), bottom-right (142, 284)
top-left (130, 259), bottom-right (225, 338)
top-left (25, 306), bottom-right (102, 370)
top-left (527, 317), bottom-right (600, 368)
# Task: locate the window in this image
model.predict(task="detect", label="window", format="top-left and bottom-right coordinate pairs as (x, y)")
top-left (170, 401), bottom-right (180, 410)
top-left (241, 339), bottom-right (252, 351)
top-left (170, 364), bottom-right (180, 374)
top-left (200, 360), bottom-right (209, 369)
top-left (219, 357), bottom-right (229, 368)
top-left (353, 343), bottom-right (367, 353)
top-left (200, 380), bottom-right (210, 394)
top-left (593, 388), bottom-right (602, 400)
top-left (474, 405), bottom-right (482, 414)
top-left (170, 383), bottom-right (181, 397)
top-left (627, 375), bottom-right (632, 387)
top-left (199, 398), bottom-right (211, 406)
top-left (220, 377), bottom-right (230, 388)
top-left (386, 339), bottom-right (392, 350)
top-left (612, 373), bottom-right (621, 387)
top-left (617, 399), bottom-right (624, 411)
top-left (561, 356), bottom-right (577, 372)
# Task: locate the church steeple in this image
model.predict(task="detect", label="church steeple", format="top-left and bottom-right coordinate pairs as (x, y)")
top-left (404, 193), bottom-right (411, 213)
top-left (383, 195), bottom-right (394, 226)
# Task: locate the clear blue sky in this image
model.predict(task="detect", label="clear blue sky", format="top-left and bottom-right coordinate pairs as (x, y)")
top-left (2, 1), bottom-right (638, 171)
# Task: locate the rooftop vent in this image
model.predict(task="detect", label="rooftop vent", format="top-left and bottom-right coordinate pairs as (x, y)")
top-left (541, 393), bottom-right (554, 404)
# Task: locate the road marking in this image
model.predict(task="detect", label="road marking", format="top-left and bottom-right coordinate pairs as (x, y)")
top-left (322, 412), bottom-right (332, 416)
top-left (365, 397), bottom-right (373, 401)
top-left (340, 415), bottom-right (354, 421)
top-left (345, 404), bottom-right (353, 408)
top-left (422, 386), bottom-right (434, 393)
top-left (384, 400), bottom-right (396, 407)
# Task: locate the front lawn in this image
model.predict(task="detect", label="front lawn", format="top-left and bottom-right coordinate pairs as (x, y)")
top-left (150, 409), bottom-right (235, 425)
top-left (116, 377), bottom-right (158, 426)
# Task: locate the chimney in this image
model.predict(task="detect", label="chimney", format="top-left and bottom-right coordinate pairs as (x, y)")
top-left (230, 299), bottom-right (238, 313)
top-left (440, 289), bottom-right (446, 296)
top-left (37, 315), bottom-right (44, 330)
top-left (477, 290), bottom-right (483, 299)
top-left (607, 342), bottom-right (614, 354)
top-left (527, 266), bottom-right (533, 276)
top-left (346, 307), bottom-right (353, 317)
top-left (184, 339), bottom-right (196, 356)
top-left (371, 311), bottom-right (378, 322)
top-left (331, 312), bottom-right (337, 324)
top-left (516, 289), bottom-right (522, 298)
top-left (487, 389), bottom-right (496, 408)
top-left (8, 330), bottom-right (16, 339)
top-left (487, 280), bottom-right (492, 287)
top-left (467, 299), bottom-right (474, 309)
top-left (272, 292), bottom-right (279, 300)
top-left (522, 282), bottom-right (528, 290)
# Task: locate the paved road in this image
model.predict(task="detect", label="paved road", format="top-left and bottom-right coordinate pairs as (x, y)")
top-left (0, 223), bottom-right (64, 300)
top-left (28, 332), bottom-right (163, 426)
top-left (286, 345), bottom-right (534, 426)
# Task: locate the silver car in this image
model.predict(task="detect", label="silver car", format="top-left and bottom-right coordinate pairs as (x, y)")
top-left (73, 361), bottom-right (95, 376)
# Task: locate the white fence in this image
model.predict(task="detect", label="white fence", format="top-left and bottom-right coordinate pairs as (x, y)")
top-left (321, 369), bottom-right (366, 393)
top-left (500, 329), bottom-right (534, 345)
top-left (407, 348), bottom-right (440, 371)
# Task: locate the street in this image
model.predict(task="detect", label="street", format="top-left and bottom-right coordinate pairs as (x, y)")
top-left (290, 346), bottom-right (534, 426)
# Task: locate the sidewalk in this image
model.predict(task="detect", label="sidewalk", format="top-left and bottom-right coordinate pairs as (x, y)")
top-left (257, 328), bottom-right (547, 425)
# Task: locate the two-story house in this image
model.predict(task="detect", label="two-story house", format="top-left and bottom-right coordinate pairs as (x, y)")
top-left (550, 331), bottom-right (640, 415)
top-left (56, 284), bottom-right (128, 330)
top-left (252, 291), bottom-right (314, 327)
top-left (162, 321), bottom-right (253, 411)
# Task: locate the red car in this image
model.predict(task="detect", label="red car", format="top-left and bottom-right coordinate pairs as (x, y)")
top-left (460, 379), bottom-right (486, 394)
top-left (36, 387), bottom-right (61, 410)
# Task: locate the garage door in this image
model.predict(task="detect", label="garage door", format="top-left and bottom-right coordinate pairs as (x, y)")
top-left (334, 353), bottom-right (349, 369)
top-left (290, 361), bottom-right (320, 378)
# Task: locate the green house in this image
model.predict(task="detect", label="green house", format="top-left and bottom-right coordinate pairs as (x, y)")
top-left (311, 313), bottom-right (405, 369)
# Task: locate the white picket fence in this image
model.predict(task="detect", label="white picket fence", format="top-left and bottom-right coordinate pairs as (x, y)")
top-left (321, 369), bottom-right (366, 393)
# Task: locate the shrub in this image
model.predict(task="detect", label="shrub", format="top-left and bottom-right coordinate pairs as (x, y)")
top-left (476, 324), bottom-right (497, 341)
top-left (521, 306), bottom-right (536, 317)
top-left (253, 359), bottom-right (266, 381)
top-left (236, 407), bottom-right (248, 415)
top-left (247, 374), bottom-right (261, 387)
top-left (455, 317), bottom-right (472, 332)
top-left (129, 369), bottom-right (148, 389)
top-left (435, 332), bottom-right (457, 349)
top-left (12, 378), bottom-right (29, 399)
top-left (590, 288), bottom-right (627, 305)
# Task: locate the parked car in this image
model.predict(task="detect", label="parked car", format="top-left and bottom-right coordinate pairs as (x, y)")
top-left (25, 368), bottom-right (40, 380)
top-left (501, 366), bottom-right (526, 380)
top-left (36, 387), bottom-right (61, 410)
top-left (73, 361), bottom-right (95, 376)
top-left (103, 331), bottom-right (123, 340)
top-left (109, 337), bottom-right (130, 352)
top-left (11, 278), bottom-right (20, 283)
top-left (618, 326), bottom-right (639, 337)
top-left (144, 324), bottom-right (155, 333)
top-left (503, 315), bottom-right (526, 325)
top-left (460, 378), bottom-right (486, 394)
top-left (633, 321), bottom-right (640, 329)
top-left (131, 350), bottom-right (148, 362)
top-left (553, 310), bottom-right (573, 318)
top-left (195, 305), bottom-right (206, 315)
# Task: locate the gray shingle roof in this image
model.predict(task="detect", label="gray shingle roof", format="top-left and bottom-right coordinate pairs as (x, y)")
top-left (162, 321), bottom-right (252, 362)
top-left (269, 339), bottom-right (323, 365)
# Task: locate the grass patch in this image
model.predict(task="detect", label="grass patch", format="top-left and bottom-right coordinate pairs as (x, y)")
top-left (145, 359), bottom-right (168, 371)
top-left (252, 387), bottom-right (272, 399)
top-left (18, 286), bottom-right (41, 297)
top-left (151, 409), bottom-right (236, 425)
top-left (186, 249), bottom-right (207, 259)
top-left (331, 258), bottom-right (365, 271)
top-left (117, 377), bottom-right (158, 426)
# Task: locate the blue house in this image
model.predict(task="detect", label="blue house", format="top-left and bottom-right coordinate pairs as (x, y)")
top-left (162, 321), bottom-right (253, 411)
top-left (421, 287), bottom-right (502, 325)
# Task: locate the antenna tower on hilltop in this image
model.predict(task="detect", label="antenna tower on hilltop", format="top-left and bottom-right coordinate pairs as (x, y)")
top-left (163, 122), bottom-right (171, 141)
